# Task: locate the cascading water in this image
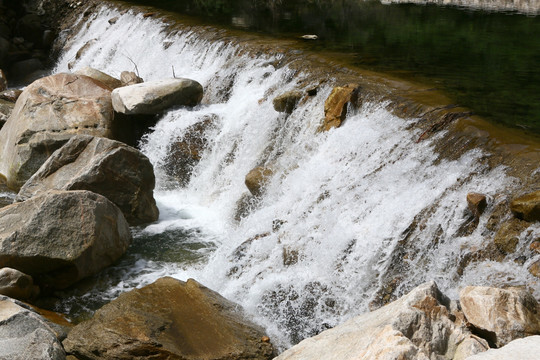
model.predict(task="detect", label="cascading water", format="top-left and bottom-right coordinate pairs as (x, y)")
top-left (52, 4), bottom-right (539, 349)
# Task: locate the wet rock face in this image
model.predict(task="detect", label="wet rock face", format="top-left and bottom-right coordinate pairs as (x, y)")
top-left (17, 135), bottom-right (159, 225)
top-left (112, 78), bottom-right (203, 115)
top-left (245, 166), bottom-right (275, 196)
top-left (0, 296), bottom-right (66, 360)
top-left (0, 190), bottom-right (132, 290)
top-left (273, 90), bottom-right (303, 114)
top-left (275, 282), bottom-right (487, 360)
top-left (459, 286), bottom-right (540, 347)
top-left (511, 190), bottom-right (540, 222)
top-left (319, 84), bottom-right (360, 132)
top-left (0, 73), bottom-right (114, 190)
top-left (63, 277), bottom-right (275, 360)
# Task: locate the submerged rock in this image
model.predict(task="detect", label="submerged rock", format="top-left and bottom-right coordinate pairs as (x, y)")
top-left (0, 267), bottom-right (39, 300)
top-left (63, 277), bottom-right (275, 360)
top-left (493, 218), bottom-right (529, 254)
top-left (319, 84), bottom-right (360, 132)
top-left (466, 335), bottom-right (540, 360)
top-left (0, 296), bottom-right (66, 360)
top-left (0, 190), bottom-right (131, 290)
top-left (459, 286), bottom-right (540, 347)
top-left (510, 190), bottom-right (540, 222)
top-left (275, 282), bottom-right (486, 360)
top-left (75, 66), bottom-right (122, 89)
top-left (17, 135), bottom-right (159, 225)
top-left (0, 73), bottom-right (114, 190)
top-left (467, 192), bottom-right (488, 218)
top-left (112, 78), bottom-right (203, 115)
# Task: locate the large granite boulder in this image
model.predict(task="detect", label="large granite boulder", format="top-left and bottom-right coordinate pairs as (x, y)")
top-left (63, 277), bottom-right (275, 360)
top-left (111, 78), bottom-right (203, 115)
top-left (466, 335), bottom-right (540, 360)
top-left (0, 73), bottom-right (114, 190)
top-left (17, 135), bottom-right (159, 225)
top-left (0, 190), bottom-right (131, 290)
top-left (0, 267), bottom-right (39, 300)
top-left (459, 286), bottom-right (540, 347)
top-left (275, 282), bottom-right (487, 360)
top-left (511, 190), bottom-right (540, 221)
top-left (75, 66), bottom-right (122, 89)
top-left (0, 296), bottom-right (66, 360)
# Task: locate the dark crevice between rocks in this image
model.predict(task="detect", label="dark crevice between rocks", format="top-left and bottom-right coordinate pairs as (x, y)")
top-left (466, 322), bottom-right (499, 349)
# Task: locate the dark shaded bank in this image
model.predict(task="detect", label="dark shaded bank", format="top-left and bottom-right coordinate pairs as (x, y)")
top-left (120, 0), bottom-right (540, 134)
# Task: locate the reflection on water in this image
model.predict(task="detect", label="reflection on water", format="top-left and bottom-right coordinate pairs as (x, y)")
top-left (121, 0), bottom-right (540, 133)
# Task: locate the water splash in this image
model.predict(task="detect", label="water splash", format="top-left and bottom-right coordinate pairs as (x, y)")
top-left (53, 4), bottom-right (539, 349)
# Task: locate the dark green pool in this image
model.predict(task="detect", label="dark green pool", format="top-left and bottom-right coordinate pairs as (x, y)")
top-left (122, 0), bottom-right (540, 133)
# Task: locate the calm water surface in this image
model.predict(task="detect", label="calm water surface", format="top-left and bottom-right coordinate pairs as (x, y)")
top-left (122, 0), bottom-right (540, 134)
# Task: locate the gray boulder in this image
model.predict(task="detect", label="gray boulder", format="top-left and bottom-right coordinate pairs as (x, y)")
top-left (0, 73), bottom-right (114, 190)
top-left (75, 66), bottom-right (122, 89)
top-left (0, 296), bottom-right (66, 360)
top-left (112, 78), bottom-right (203, 115)
top-left (0, 267), bottom-right (39, 300)
top-left (0, 190), bottom-right (131, 289)
top-left (275, 282), bottom-right (487, 360)
top-left (63, 277), bottom-right (275, 360)
top-left (460, 286), bottom-right (540, 347)
top-left (466, 335), bottom-right (540, 360)
top-left (17, 135), bottom-right (159, 225)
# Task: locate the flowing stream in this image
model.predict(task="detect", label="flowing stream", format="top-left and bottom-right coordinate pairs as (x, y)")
top-left (52, 4), bottom-right (539, 349)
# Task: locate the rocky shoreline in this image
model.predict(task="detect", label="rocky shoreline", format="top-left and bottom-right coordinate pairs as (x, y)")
top-left (0, 0), bottom-right (539, 359)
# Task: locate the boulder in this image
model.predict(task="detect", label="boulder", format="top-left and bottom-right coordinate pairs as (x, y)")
top-left (0, 267), bottom-right (39, 300)
top-left (0, 190), bottom-right (132, 290)
top-left (511, 190), bottom-right (540, 221)
top-left (492, 218), bottom-right (529, 254)
top-left (459, 286), bottom-right (540, 347)
top-left (112, 78), bottom-right (203, 115)
top-left (467, 192), bottom-right (488, 218)
top-left (465, 335), bottom-right (540, 360)
top-left (0, 89), bottom-right (23, 102)
top-left (120, 71), bottom-right (143, 86)
top-left (17, 135), bottom-right (159, 225)
top-left (0, 73), bottom-right (114, 190)
top-left (245, 165), bottom-right (274, 196)
top-left (75, 66), bottom-right (122, 89)
top-left (63, 277), bottom-right (275, 360)
top-left (273, 90), bottom-right (303, 114)
top-left (275, 282), bottom-right (487, 360)
top-left (164, 116), bottom-right (215, 186)
top-left (319, 84), bottom-right (360, 132)
top-left (0, 296), bottom-right (66, 360)
top-left (529, 260), bottom-right (540, 278)
top-left (0, 69), bottom-right (6, 91)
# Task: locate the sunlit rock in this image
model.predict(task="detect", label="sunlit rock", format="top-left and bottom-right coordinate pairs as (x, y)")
top-left (0, 190), bottom-right (131, 290)
top-left (17, 135), bottom-right (159, 225)
top-left (0, 73), bottom-right (114, 190)
top-left (275, 282), bottom-right (486, 360)
top-left (511, 190), bottom-right (540, 222)
top-left (120, 70), bottom-right (143, 86)
top-left (459, 286), bottom-right (540, 347)
top-left (63, 277), bottom-right (275, 360)
top-left (75, 66), bottom-right (122, 89)
top-left (0, 296), bottom-right (66, 360)
top-left (0, 267), bottom-right (39, 300)
top-left (112, 78), bottom-right (203, 115)
top-left (319, 84), bottom-right (360, 132)
top-left (465, 335), bottom-right (540, 360)
top-left (245, 165), bottom-right (274, 196)
top-left (467, 192), bottom-right (488, 218)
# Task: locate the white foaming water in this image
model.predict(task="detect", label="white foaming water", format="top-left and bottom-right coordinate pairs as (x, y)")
top-left (54, 5), bottom-right (539, 349)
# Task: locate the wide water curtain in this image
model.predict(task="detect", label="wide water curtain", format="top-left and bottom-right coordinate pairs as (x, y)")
top-left (55, 4), bottom-right (539, 348)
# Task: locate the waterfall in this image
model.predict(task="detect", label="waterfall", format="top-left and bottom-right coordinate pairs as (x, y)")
top-left (53, 4), bottom-right (539, 349)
